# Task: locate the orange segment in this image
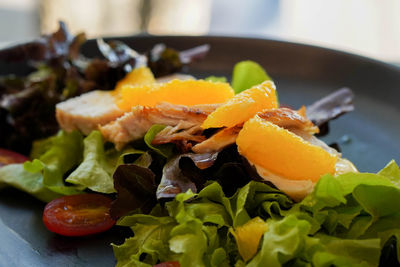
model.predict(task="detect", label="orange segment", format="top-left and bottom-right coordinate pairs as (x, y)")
top-left (236, 115), bottom-right (337, 181)
top-left (114, 67), bottom-right (155, 94)
top-left (117, 79), bottom-right (234, 111)
top-left (231, 217), bottom-right (268, 262)
top-left (201, 81), bottom-right (278, 129)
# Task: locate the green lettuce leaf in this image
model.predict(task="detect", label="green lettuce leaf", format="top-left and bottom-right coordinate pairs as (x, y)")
top-left (144, 124), bottom-right (174, 158)
top-left (247, 215), bottom-right (312, 267)
top-left (205, 76), bottom-right (227, 83)
top-left (231, 60), bottom-right (272, 94)
top-left (378, 160), bottom-right (400, 187)
top-left (312, 234), bottom-right (381, 267)
top-left (230, 181), bottom-right (292, 227)
top-left (248, 215), bottom-right (381, 267)
top-left (21, 130), bottom-right (148, 198)
top-left (0, 164), bottom-right (61, 202)
top-left (287, 160), bottom-right (400, 266)
top-left (169, 220), bottom-right (208, 267)
top-left (113, 214), bottom-right (177, 267)
top-left (24, 130), bottom-right (84, 195)
top-left (116, 147), bottom-right (146, 166)
top-left (114, 181), bottom-right (295, 266)
top-left (210, 247), bottom-right (230, 267)
top-left (114, 160), bottom-right (400, 266)
top-left (167, 183), bottom-right (232, 227)
top-left (363, 217), bottom-right (400, 264)
top-left (30, 136), bottom-right (55, 159)
top-left (66, 131), bottom-right (117, 193)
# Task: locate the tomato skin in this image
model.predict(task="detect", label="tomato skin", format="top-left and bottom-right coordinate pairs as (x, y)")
top-left (0, 148), bottom-right (29, 167)
top-left (153, 262), bottom-right (180, 267)
top-left (43, 194), bottom-right (115, 236)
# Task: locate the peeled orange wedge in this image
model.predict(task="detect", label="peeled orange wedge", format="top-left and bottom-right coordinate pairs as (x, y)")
top-left (231, 217), bottom-right (268, 262)
top-left (201, 81), bottom-right (278, 129)
top-left (236, 115), bottom-right (337, 181)
top-left (114, 67), bottom-right (156, 94)
top-left (117, 79), bottom-right (234, 111)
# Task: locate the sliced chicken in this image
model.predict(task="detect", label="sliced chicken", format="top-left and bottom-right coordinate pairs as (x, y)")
top-left (100, 102), bottom-right (219, 150)
top-left (56, 90), bottom-right (125, 135)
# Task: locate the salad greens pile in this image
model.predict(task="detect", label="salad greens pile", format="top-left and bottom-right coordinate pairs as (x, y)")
top-left (113, 161), bottom-right (400, 267)
top-left (1, 24), bottom-right (399, 267)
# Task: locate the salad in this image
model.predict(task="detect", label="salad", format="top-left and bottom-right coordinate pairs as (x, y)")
top-left (1, 24), bottom-right (400, 267)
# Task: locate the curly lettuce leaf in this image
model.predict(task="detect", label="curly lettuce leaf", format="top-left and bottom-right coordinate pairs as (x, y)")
top-left (378, 160), bottom-right (400, 187)
top-left (24, 130), bottom-right (84, 195)
top-left (167, 183), bottom-right (232, 227)
top-left (231, 181), bottom-right (292, 227)
top-left (294, 164), bottom-right (400, 233)
top-left (114, 181), bottom-right (294, 266)
top-left (115, 160), bottom-right (400, 266)
top-left (287, 160), bottom-right (400, 266)
top-left (113, 215), bottom-right (177, 267)
top-left (0, 164), bottom-right (61, 202)
top-left (30, 136), bottom-right (55, 159)
top-left (169, 220), bottom-right (209, 267)
top-left (0, 130), bottom-right (86, 201)
top-left (248, 215), bottom-right (381, 267)
top-left (20, 130), bottom-right (148, 199)
top-left (66, 131), bottom-right (117, 193)
top-left (311, 234), bottom-right (381, 267)
top-left (247, 215), bottom-right (312, 267)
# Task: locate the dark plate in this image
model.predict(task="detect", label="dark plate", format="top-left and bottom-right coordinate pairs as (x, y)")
top-left (1, 36), bottom-right (400, 266)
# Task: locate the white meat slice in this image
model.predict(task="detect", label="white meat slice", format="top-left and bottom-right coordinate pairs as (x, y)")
top-left (56, 90), bottom-right (124, 135)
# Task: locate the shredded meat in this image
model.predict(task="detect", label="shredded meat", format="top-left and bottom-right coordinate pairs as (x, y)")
top-left (100, 102), bottom-right (218, 150)
top-left (258, 107), bottom-right (319, 134)
top-left (152, 124), bottom-right (205, 153)
top-left (153, 123), bottom-right (205, 145)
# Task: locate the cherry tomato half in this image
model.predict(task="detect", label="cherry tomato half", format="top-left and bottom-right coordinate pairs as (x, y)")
top-left (0, 148), bottom-right (29, 167)
top-left (154, 262), bottom-right (180, 267)
top-left (43, 194), bottom-right (116, 236)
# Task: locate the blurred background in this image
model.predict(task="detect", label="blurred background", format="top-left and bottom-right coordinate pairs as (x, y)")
top-left (1, 0), bottom-right (399, 62)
